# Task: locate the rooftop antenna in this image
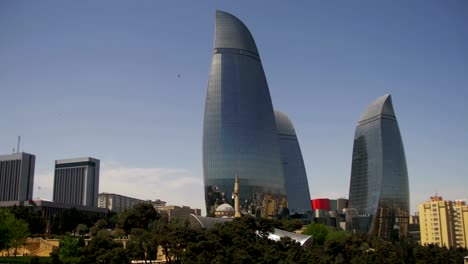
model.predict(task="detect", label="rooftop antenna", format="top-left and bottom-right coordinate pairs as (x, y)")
top-left (17, 136), bottom-right (21, 153)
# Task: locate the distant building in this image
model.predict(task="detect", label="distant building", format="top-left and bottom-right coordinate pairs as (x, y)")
top-left (53, 157), bottom-right (100, 207)
top-left (453, 200), bottom-right (468, 248)
top-left (410, 214), bottom-right (420, 225)
top-left (408, 214), bottom-right (421, 243)
top-left (0, 152), bottom-right (35, 202)
top-left (419, 196), bottom-right (468, 248)
top-left (157, 205), bottom-right (201, 222)
top-left (275, 111), bottom-right (311, 215)
top-left (98, 193), bottom-right (147, 213)
top-left (348, 94), bottom-right (409, 240)
top-left (311, 198), bottom-right (347, 228)
top-left (330, 198), bottom-right (349, 213)
top-left (149, 199), bottom-right (167, 208)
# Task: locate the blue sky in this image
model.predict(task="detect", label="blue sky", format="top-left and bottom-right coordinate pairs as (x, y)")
top-left (1, 1), bottom-right (467, 215)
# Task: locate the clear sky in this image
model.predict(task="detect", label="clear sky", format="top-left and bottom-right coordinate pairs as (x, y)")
top-left (1, 0), bottom-right (467, 215)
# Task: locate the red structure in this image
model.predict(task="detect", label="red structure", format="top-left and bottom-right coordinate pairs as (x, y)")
top-left (311, 198), bottom-right (331, 211)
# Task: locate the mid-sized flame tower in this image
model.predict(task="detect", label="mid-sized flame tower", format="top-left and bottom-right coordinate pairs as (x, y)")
top-left (203, 11), bottom-right (287, 217)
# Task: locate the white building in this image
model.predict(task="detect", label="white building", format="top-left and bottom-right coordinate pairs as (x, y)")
top-left (0, 152), bottom-right (35, 202)
top-left (53, 157), bottom-right (99, 207)
top-left (98, 192), bottom-right (147, 213)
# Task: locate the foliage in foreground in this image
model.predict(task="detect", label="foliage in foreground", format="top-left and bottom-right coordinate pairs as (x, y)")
top-left (49, 215), bottom-right (468, 264)
top-left (0, 209), bottom-right (30, 257)
top-left (303, 222), bottom-right (349, 245)
top-left (0, 256), bottom-right (52, 263)
top-left (4, 203), bottom-right (468, 263)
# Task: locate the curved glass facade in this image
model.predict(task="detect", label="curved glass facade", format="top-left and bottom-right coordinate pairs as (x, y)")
top-left (203, 11), bottom-right (287, 217)
top-left (348, 94), bottom-right (409, 239)
top-left (275, 111), bottom-right (311, 214)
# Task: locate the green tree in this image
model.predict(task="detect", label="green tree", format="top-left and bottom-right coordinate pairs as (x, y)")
top-left (59, 234), bottom-right (81, 263)
top-left (75, 224), bottom-right (88, 237)
top-left (0, 209), bottom-right (15, 252)
top-left (0, 209), bottom-right (30, 256)
top-left (118, 203), bottom-right (160, 234)
top-left (276, 219), bottom-right (303, 232)
top-left (127, 228), bottom-right (158, 263)
top-left (8, 218), bottom-right (29, 256)
top-left (51, 208), bottom-right (91, 235)
top-left (303, 222), bottom-right (329, 245)
top-left (79, 230), bottom-right (129, 264)
top-left (9, 205), bottom-right (46, 235)
top-left (89, 219), bottom-right (109, 237)
top-left (326, 228), bottom-right (349, 242)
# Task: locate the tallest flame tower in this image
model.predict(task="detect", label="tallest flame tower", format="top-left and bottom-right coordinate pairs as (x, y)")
top-left (203, 11), bottom-right (287, 217)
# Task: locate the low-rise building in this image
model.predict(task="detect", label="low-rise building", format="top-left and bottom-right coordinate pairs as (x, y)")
top-left (98, 192), bottom-right (147, 213)
top-left (157, 205), bottom-right (201, 222)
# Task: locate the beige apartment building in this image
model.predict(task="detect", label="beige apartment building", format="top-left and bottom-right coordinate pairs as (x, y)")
top-left (453, 200), bottom-right (468, 248)
top-left (419, 196), bottom-right (468, 248)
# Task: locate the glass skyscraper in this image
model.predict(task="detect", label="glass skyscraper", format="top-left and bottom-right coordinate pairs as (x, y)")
top-left (275, 111), bottom-right (311, 214)
top-left (203, 11), bottom-right (287, 217)
top-left (348, 94), bottom-right (409, 239)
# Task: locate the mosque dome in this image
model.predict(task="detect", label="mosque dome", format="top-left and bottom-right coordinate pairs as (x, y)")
top-left (216, 203), bottom-right (234, 212)
top-left (214, 203), bottom-right (235, 218)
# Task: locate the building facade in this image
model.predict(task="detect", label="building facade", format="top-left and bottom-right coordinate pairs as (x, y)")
top-left (275, 111), bottom-right (311, 215)
top-left (0, 152), bottom-right (35, 202)
top-left (330, 198), bottom-right (349, 213)
top-left (98, 192), bottom-right (147, 213)
top-left (348, 94), bottom-right (409, 240)
top-left (453, 200), bottom-right (468, 248)
top-left (157, 205), bottom-right (201, 222)
top-left (53, 157), bottom-right (100, 207)
top-left (203, 11), bottom-right (287, 217)
top-left (419, 196), bottom-right (468, 248)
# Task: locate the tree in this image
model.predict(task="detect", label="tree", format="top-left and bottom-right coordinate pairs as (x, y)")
top-left (0, 209), bottom-right (15, 252)
top-left (59, 234), bottom-right (81, 263)
top-left (51, 208), bottom-right (91, 235)
top-left (118, 203), bottom-right (160, 234)
top-left (9, 205), bottom-right (46, 235)
top-left (0, 209), bottom-right (30, 256)
top-left (79, 230), bottom-right (129, 264)
top-left (277, 219), bottom-right (303, 232)
top-left (8, 218), bottom-right (29, 256)
top-left (75, 224), bottom-right (88, 237)
top-left (303, 222), bottom-right (329, 245)
top-left (89, 219), bottom-right (109, 237)
top-left (127, 228), bottom-right (158, 263)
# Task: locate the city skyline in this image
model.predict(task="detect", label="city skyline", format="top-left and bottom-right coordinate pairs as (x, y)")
top-left (1, 1), bottom-right (467, 215)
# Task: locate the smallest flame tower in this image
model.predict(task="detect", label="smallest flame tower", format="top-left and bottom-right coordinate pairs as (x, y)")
top-left (234, 175), bottom-right (241, 218)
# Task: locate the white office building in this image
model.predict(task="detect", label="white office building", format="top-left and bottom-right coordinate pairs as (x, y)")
top-left (53, 157), bottom-right (99, 207)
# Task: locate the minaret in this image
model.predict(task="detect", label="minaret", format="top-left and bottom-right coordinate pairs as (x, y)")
top-left (234, 175), bottom-right (241, 218)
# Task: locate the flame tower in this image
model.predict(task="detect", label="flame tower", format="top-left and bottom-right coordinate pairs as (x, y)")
top-left (203, 11), bottom-right (287, 217)
top-left (348, 94), bottom-right (409, 239)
